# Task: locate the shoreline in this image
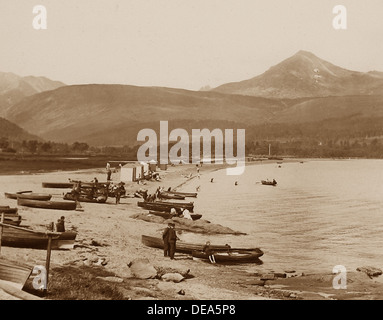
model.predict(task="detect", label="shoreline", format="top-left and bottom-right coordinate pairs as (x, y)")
top-left (0, 160), bottom-right (382, 300)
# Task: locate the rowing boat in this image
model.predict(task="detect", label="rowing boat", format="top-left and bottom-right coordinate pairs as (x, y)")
top-left (141, 235), bottom-right (261, 254)
top-left (0, 257), bottom-right (33, 290)
top-left (138, 201), bottom-right (194, 212)
top-left (2, 215), bottom-right (22, 226)
top-left (42, 182), bottom-right (75, 189)
top-left (166, 191), bottom-right (198, 198)
top-left (192, 249), bottom-right (263, 264)
top-left (18, 198), bottom-right (77, 210)
top-left (158, 192), bottom-right (185, 200)
top-left (148, 210), bottom-right (202, 221)
top-left (0, 222), bottom-right (77, 249)
top-left (261, 180), bottom-right (277, 186)
top-left (5, 192), bottom-right (52, 201)
top-left (0, 207), bottom-right (18, 214)
top-left (4, 191), bottom-right (33, 200)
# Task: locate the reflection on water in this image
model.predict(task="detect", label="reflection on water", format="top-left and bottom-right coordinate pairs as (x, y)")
top-left (180, 160), bottom-right (383, 273)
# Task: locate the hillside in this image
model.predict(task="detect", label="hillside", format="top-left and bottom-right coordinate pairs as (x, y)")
top-left (0, 72), bottom-right (65, 116)
top-left (213, 51), bottom-right (383, 99)
top-left (3, 51), bottom-right (383, 148)
top-left (4, 84), bottom-right (289, 145)
top-left (0, 117), bottom-right (41, 142)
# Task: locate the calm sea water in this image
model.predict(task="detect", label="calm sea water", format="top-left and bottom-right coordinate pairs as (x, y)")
top-left (179, 159), bottom-right (383, 274)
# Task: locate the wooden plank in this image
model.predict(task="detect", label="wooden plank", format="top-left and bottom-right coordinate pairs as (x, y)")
top-left (0, 281), bottom-right (43, 300)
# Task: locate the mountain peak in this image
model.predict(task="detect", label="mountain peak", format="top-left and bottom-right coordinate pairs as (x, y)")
top-left (212, 51), bottom-right (383, 98)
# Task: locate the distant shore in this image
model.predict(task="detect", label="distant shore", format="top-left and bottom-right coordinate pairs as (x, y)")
top-left (0, 160), bottom-right (382, 300)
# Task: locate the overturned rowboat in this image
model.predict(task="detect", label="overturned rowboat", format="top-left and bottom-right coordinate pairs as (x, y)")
top-left (5, 192), bottom-right (52, 201)
top-left (18, 198), bottom-right (77, 210)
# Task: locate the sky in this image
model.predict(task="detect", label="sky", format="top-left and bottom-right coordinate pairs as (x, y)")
top-left (1, 0), bottom-right (383, 90)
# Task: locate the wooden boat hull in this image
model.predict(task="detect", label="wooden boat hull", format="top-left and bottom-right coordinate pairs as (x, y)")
top-left (141, 235), bottom-right (261, 254)
top-left (63, 193), bottom-right (107, 203)
top-left (3, 218), bottom-right (22, 226)
top-left (4, 191), bottom-right (32, 200)
top-left (0, 224), bottom-right (77, 250)
top-left (148, 210), bottom-right (202, 221)
top-left (138, 201), bottom-right (194, 213)
top-left (17, 193), bottom-right (52, 201)
top-left (18, 198), bottom-right (77, 210)
top-left (192, 250), bottom-right (263, 264)
top-left (261, 180), bottom-right (277, 186)
top-left (5, 192), bottom-right (52, 201)
top-left (0, 257), bottom-right (33, 290)
top-left (158, 192), bottom-right (185, 200)
top-left (0, 207), bottom-right (18, 214)
top-left (42, 182), bottom-right (75, 189)
top-left (166, 191), bottom-right (197, 198)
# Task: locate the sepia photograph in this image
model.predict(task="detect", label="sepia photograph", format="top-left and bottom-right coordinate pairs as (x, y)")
top-left (0, 0), bottom-right (382, 307)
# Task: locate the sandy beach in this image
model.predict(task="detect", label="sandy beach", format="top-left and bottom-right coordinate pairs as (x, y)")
top-left (0, 160), bottom-right (382, 301)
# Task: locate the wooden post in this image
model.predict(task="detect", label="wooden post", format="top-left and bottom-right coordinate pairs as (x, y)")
top-left (44, 222), bottom-right (54, 294)
top-left (0, 213), bottom-right (4, 254)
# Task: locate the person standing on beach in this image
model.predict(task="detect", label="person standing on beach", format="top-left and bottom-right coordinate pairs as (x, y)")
top-left (106, 163), bottom-right (112, 181)
top-left (162, 222), bottom-right (172, 257)
top-left (168, 223), bottom-right (178, 260)
top-left (72, 181), bottom-right (82, 209)
top-left (114, 183), bottom-right (122, 204)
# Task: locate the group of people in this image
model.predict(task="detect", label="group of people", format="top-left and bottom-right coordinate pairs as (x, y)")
top-left (108, 181), bottom-right (126, 204)
top-left (169, 207), bottom-right (192, 220)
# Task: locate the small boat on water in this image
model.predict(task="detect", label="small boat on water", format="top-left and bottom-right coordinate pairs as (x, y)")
top-left (18, 198), bottom-right (77, 210)
top-left (5, 192), bottom-right (52, 201)
top-left (148, 210), bottom-right (202, 221)
top-left (141, 235), bottom-right (261, 254)
top-left (261, 180), bottom-right (277, 186)
top-left (0, 257), bottom-right (33, 290)
top-left (192, 249), bottom-right (263, 264)
top-left (0, 222), bottom-right (77, 250)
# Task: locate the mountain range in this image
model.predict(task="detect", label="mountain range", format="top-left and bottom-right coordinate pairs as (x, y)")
top-left (0, 72), bottom-right (65, 117)
top-left (1, 51), bottom-right (383, 147)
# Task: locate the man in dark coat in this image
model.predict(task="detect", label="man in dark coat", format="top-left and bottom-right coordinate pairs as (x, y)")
top-left (162, 222), bottom-right (178, 259)
top-left (162, 223), bottom-right (172, 257)
top-left (167, 223), bottom-right (178, 260)
top-left (56, 216), bottom-right (65, 232)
